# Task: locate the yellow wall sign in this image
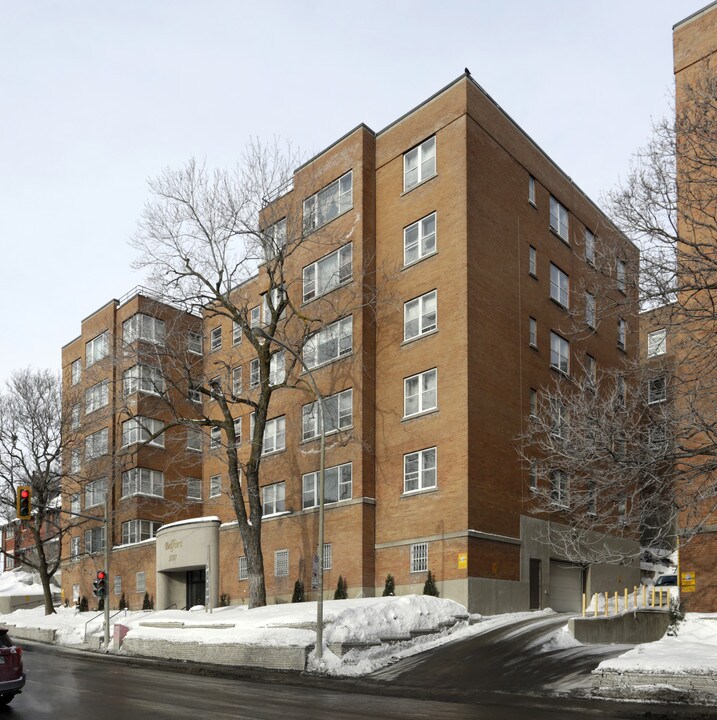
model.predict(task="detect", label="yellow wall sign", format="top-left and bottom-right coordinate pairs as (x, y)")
top-left (681, 571), bottom-right (696, 592)
top-left (458, 553), bottom-right (467, 569)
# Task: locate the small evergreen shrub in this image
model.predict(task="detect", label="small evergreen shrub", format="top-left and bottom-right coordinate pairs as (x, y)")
top-left (292, 580), bottom-right (306, 603)
top-left (119, 593), bottom-right (128, 610)
top-left (97, 597), bottom-right (104, 611)
top-left (334, 575), bottom-right (348, 600)
top-left (382, 574), bottom-right (395, 597)
top-left (423, 570), bottom-right (439, 597)
top-left (79, 596), bottom-right (88, 612)
top-left (219, 593), bottom-right (231, 607)
top-left (142, 591), bottom-right (153, 610)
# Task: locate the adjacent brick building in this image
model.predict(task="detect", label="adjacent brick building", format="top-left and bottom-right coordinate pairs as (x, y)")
top-left (58, 74), bottom-right (642, 614)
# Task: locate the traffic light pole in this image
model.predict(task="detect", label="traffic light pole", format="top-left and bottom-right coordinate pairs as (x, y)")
top-left (103, 495), bottom-right (110, 651)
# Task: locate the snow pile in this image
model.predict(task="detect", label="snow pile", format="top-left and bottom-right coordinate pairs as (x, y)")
top-left (598, 614), bottom-right (717, 675)
top-left (0, 569), bottom-right (48, 596)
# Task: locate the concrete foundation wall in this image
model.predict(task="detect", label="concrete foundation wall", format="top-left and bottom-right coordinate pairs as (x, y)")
top-left (467, 577), bottom-right (529, 615)
top-left (569, 610), bottom-right (669, 645)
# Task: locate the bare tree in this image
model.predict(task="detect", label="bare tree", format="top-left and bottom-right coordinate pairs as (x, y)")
top-left (130, 142), bottom-right (369, 608)
top-left (0, 369), bottom-right (77, 614)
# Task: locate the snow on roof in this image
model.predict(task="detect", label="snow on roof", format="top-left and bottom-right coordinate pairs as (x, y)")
top-left (157, 516), bottom-right (221, 532)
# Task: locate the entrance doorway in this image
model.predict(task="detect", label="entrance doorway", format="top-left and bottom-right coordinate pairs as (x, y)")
top-left (529, 558), bottom-right (542, 609)
top-left (186, 569), bottom-right (206, 609)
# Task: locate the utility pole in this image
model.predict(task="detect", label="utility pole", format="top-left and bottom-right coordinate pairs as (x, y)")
top-left (103, 493), bottom-right (110, 650)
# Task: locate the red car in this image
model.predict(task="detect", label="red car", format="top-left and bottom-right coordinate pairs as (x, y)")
top-left (0, 629), bottom-right (25, 705)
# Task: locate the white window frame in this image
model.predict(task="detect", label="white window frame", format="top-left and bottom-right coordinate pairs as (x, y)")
top-left (549, 263), bottom-right (569, 308)
top-left (529, 317), bottom-right (537, 348)
top-left (303, 316), bottom-right (352, 370)
top-left (528, 175), bottom-right (536, 205)
top-left (404, 136), bottom-right (436, 191)
top-left (232, 417), bottom-right (242, 446)
top-left (70, 536), bottom-right (80, 559)
top-left (136, 571), bottom-right (146, 594)
top-left (269, 351), bottom-right (285, 386)
top-left (209, 474), bottom-right (222, 498)
top-left (123, 365), bottom-right (164, 397)
top-left (274, 549), bottom-right (289, 577)
top-left (84, 526), bottom-right (105, 554)
top-left (85, 477), bottom-right (107, 508)
top-left (262, 482), bottom-right (286, 517)
top-left (303, 171), bottom-right (353, 233)
top-left (187, 427), bottom-right (202, 452)
top-left (585, 292), bottom-right (596, 329)
top-left (302, 389), bottom-right (353, 441)
top-left (121, 519), bottom-right (162, 545)
top-left (114, 576), bottom-right (122, 596)
top-left (86, 331), bottom-right (109, 367)
top-left (616, 259), bottom-right (626, 292)
top-left (262, 416), bottom-right (286, 455)
top-left (187, 477), bottom-right (202, 501)
top-left (123, 313), bottom-right (165, 346)
top-left (410, 542), bottom-right (428, 573)
top-left (302, 244), bottom-right (353, 302)
top-left (550, 332), bottom-right (570, 374)
top-left (71, 359), bottom-right (82, 385)
top-left (550, 469), bottom-right (569, 508)
top-left (263, 217), bottom-right (287, 257)
top-left (85, 380), bottom-right (110, 413)
top-left (647, 329), bottom-right (666, 357)
top-left (71, 404), bottom-right (81, 430)
top-left (302, 462), bottom-right (353, 509)
top-left (121, 416), bottom-right (164, 448)
top-left (549, 196), bottom-right (569, 241)
top-left (188, 330), bottom-right (203, 355)
top-left (70, 493), bottom-right (81, 515)
top-left (403, 447), bottom-right (437, 493)
top-left (586, 354), bottom-right (596, 390)
top-left (585, 229), bottom-right (595, 265)
top-left (121, 468), bottom-right (164, 498)
top-left (323, 543), bottom-right (333, 571)
top-left (617, 318), bottom-right (626, 351)
top-left (648, 376), bottom-right (667, 404)
top-left (529, 246), bottom-right (537, 276)
top-left (404, 212), bottom-right (437, 266)
top-left (232, 366), bottom-right (242, 395)
top-left (250, 306), bottom-right (261, 328)
top-left (70, 448), bottom-right (81, 474)
top-left (250, 358), bottom-right (260, 388)
top-left (210, 426), bottom-right (221, 449)
top-left (404, 368), bottom-right (437, 418)
top-left (210, 326), bottom-right (222, 352)
top-left (238, 556), bottom-right (248, 581)
top-left (404, 290), bottom-right (437, 341)
top-left (85, 428), bottom-right (108, 460)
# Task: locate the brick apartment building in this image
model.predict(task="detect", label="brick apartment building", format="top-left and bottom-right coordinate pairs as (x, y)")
top-left (672, 1), bottom-right (717, 611)
top-left (58, 73), bottom-right (642, 614)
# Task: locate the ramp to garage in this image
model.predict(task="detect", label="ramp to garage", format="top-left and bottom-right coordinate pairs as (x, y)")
top-left (549, 561), bottom-right (583, 612)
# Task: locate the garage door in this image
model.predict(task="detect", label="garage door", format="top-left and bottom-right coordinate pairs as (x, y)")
top-left (549, 561), bottom-right (583, 612)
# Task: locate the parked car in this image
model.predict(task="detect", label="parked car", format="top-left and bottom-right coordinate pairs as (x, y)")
top-left (648, 574), bottom-right (679, 607)
top-left (0, 629), bottom-right (25, 705)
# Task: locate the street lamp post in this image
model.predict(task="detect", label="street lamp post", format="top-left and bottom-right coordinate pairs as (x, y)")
top-left (254, 328), bottom-right (327, 659)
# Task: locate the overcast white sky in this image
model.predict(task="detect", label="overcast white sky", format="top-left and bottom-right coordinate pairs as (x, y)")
top-left (0, 0), bottom-right (704, 385)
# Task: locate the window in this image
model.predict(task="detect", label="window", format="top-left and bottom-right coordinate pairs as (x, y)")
top-left (586, 355), bottom-right (596, 390)
top-left (404, 212), bottom-right (437, 266)
top-left (210, 426), bottom-right (221, 449)
top-left (209, 475), bottom-right (222, 498)
top-left (404, 447), bottom-right (437, 493)
top-left (123, 365), bottom-right (164, 397)
top-left (262, 287), bottom-right (286, 325)
top-left (616, 374), bottom-right (626, 409)
top-left (269, 351), bottom-right (285, 386)
top-left (528, 175), bottom-right (536, 205)
top-left (262, 416), bottom-right (286, 454)
top-left (549, 197), bottom-right (569, 241)
top-left (263, 217), bottom-right (287, 257)
top-left (232, 366), bottom-right (242, 396)
top-left (323, 543), bottom-right (333, 571)
top-left (210, 327), bottom-right (222, 352)
top-left (529, 388), bottom-right (537, 417)
top-left (550, 332), bottom-right (570, 374)
top-left (187, 427), bottom-right (202, 452)
top-left (649, 424), bottom-right (667, 453)
top-left (303, 171), bottom-right (353, 232)
top-left (304, 316), bottom-right (352, 369)
top-left (550, 469), bottom-right (569, 507)
top-left (187, 478), bottom-right (202, 501)
top-left (72, 583), bottom-right (80, 603)
top-left (136, 572), bottom-right (146, 594)
top-left (232, 321), bottom-right (242, 346)
top-left (404, 290), bottom-right (437, 341)
top-left (123, 314), bottom-right (165, 346)
top-left (617, 318), bottom-right (626, 351)
top-left (250, 358), bottom-right (260, 388)
top-left (549, 263), bottom-right (569, 308)
top-left (302, 462), bottom-right (352, 508)
top-left (647, 329), bottom-right (667, 357)
top-left (529, 317), bottom-right (537, 348)
top-left (587, 481), bottom-right (597, 516)
top-left (616, 259), bottom-right (626, 292)
top-left (85, 428), bottom-right (108, 460)
top-left (550, 399), bottom-right (565, 439)
top-left (302, 244), bottom-right (353, 302)
top-left (86, 331), bottom-right (109, 367)
top-left (404, 137), bottom-right (436, 191)
top-left (114, 576), bottom-right (122, 596)
top-left (404, 368), bottom-right (437, 417)
top-left (85, 478), bottom-right (107, 508)
top-left (121, 468), bottom-right (164, 498)
top-left (70, 493), bottom-right (80, 515)
top-left (529, 246), bottom-right (537, 276)
top-left (121, 417), bottom-right (164, 448)
top-left (188, 330), bottom-right (202, 355)
top-left (70, 448), bottom-right (81, 474)
top-left (250, 306), bottom-right (261, 328)
top-left (302, 389), bottom-right (353, 441)
top-left (238, 556), bottom-right (248, 581)
top-left (71, 404), bottom-right (81, 430)
top-left (262, 482), bottom-right (286, 517)
top-left (529, 460), bottom-right (538, 491)
top-left (84, 526), bottom-right (105, 554)
top-left (71, 359), bottom-right (81, 385)
top-left (209, 376), bottom-right (222, 401)
top-left (188, 382), bottom-right (202, 404)
top-left (85, 380), bottom-right (109, 414)
top-left (410, 542), bottom-right (428, 573)
top-left (585, 229), bottom-right (595, 265)
top-left (122, 520), bottom-right (162, 545)
top-left (70, 536), bottom-right (80, 559)
top-left (648, 376), bottom-right (667, 404)
top-left (274, 549), bottom-right (289, 577)
top-left (585, 292), bottom-right (596, 329)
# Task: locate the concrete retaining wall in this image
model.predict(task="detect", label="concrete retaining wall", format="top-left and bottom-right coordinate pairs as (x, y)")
top-left (594, 669), bottom-right (717, 697)
top-left (121, 637), bottom-right (309, 671)
top-left (569, 610), bottom-right (669, 644)
top-left (4, 625), bottom-right (57, 643)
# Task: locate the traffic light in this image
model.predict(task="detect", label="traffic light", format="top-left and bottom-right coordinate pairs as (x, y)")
top-left (16, 486), bottom-right (31, 520)
top-left (93, 570), bottom-right (107, 598)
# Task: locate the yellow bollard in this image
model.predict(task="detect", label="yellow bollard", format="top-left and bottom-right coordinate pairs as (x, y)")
top-left (643, 584), bottom-right (647, 607)
top-left (634, 585), bottom-right (638, 610)
top-left (624, 587), bottom-right (628, 611)
top-left (593, 593), bottom-right (598, 618)
top-left (582, 593), bottom-right (586, 617)
top-left (604, 592), bottom-right (609, 617)
top-left (651, 585), bottom-right (656, 607)
top-left (614, 591), bottom-right (618, 615)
